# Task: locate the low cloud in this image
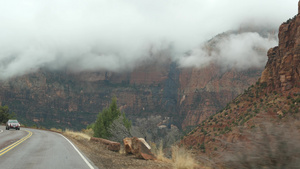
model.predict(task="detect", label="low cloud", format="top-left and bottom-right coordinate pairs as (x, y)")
top-left (178, 32), bottom-right (278, 70)
top-left (0, 0), bottom-right (297, 79)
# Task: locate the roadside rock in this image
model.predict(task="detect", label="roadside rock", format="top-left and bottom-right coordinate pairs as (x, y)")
top-left (90, 137), bottom-right (120, 152)
top-left (123, 137), bottom-right (133, 154)
top-left (123, 137), bottom-right (156, 160)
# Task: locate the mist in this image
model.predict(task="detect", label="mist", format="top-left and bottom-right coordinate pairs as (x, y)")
top-left (178, 32), bottom-right (278, 70)
top-left (0, 0), bottom-right (297, 79)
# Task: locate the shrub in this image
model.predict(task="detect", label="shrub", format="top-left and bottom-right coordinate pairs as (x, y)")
top-left (150, 141), bottom-right (170, 162)
top-left (131, 115), bottom-right (180, 147)
top-left (225, 126), bottom-right (232, 132)
top-left (93, 97), bottom-right (131, 139)
top-left (0, 105), bottom-right (16, 123)
top-left (172, 146), bottom-right (198, 169)
top-left (200, 143), bottom-right (205, 152)
top-left (295, 97), bottom-right (300, 103)
top-left (260, 82), bottom-right (267, 88)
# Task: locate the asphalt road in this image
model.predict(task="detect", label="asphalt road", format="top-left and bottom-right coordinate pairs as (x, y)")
top-left (0, 126), bottom-right (97, 169)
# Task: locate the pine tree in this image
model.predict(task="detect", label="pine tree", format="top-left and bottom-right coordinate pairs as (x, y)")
top-left (122, 112), bottom-right (131, 130)
top-left (93, 113), bottom-right (107, 138)
top-left (93, 97), bottom-right (130, 139)
top-left (0, 105), bottom-right (12, 123)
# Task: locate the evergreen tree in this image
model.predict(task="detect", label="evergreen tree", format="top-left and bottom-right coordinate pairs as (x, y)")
top-left (122, 112), bottom-right (131, 130)
top-left (0, 106), bottom-right (10, 123)
top-left (94, 113), bottom-right (107, 138)
top-left (93, 97), bottom-right (130, 139)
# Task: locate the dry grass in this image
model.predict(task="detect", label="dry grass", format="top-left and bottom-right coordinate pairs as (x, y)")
top-left (81, 128), bottom-right (94, 137)
top-left (150, 141), bottom-right (171, 163)
top-left (172, 146), bottom-right (198, 169)
top-left (50, 127), bottom-right (63, 133)
top-left (64, 129), bottom-right (91, 140)
top-left (150, 142), bottom-right (198, 168)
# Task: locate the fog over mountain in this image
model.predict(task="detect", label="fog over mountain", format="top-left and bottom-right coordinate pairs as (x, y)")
top-left (0, 0), bottom-right (297, 79)
top-left (179, 32), bottom-right (278, 70)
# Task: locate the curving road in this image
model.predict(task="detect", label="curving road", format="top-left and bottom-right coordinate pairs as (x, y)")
top-left (0, 126), bottom-right (98, 169)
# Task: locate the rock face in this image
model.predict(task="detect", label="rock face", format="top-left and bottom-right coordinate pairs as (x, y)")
top-left (260, 5), bottom-right (300, 93)
top-left (0, 63), bottom-right (261, 129)
top-left (179, 65), bottom-right (261, 128)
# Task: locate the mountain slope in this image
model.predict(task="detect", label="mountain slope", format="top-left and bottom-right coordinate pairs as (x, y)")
top-left (181, 1), bottom-right (300, 160)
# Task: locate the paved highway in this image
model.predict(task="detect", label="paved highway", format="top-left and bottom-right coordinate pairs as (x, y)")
top-left (0, 126), bottom-right (97, 169)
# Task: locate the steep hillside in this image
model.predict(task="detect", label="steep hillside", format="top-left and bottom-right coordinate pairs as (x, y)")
top-left (0, 30), bottom-right (271, 130)
top-left (181, 1), bottom-right (300, 162)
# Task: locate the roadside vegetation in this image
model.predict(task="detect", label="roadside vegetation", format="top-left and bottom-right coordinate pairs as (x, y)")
top-left (0, 105), bottom-right (16, 124)
top-left (86, 97), bottom-right (181, 148)
top-left (61, 128), bottom-right (197, 169)
top-left (171, 146), bottom-right (198, 169)
top-left (87, 97), bottom-right (132, 140)
top-left (64, 129), bottom-right (91, 140)
top-left (49, 97), bottom-right (198, 169)
top-left (55, 128), bottom-right (173, 169)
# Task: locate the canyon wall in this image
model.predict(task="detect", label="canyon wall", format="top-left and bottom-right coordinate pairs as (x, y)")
top-left (0, 30), bottom-right (268, 129)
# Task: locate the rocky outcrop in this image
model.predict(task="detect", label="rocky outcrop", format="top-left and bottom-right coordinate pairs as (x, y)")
top-left (260, 4), bottom-right (300, 93)
top-left (123, 137), bottom-right (156, 160)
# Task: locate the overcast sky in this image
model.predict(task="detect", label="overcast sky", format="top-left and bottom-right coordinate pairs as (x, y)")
top-left (0, 0), bottom-right (297, 79)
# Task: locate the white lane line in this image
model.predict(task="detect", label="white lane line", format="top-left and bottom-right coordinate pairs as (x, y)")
top-left (0, 129), bottom-right (3, 134)
top-left (60, 134), bottom-right (95, 169)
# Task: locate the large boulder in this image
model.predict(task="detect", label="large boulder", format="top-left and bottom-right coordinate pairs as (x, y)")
top-left (123, 137), bottom-right (133, 154)
top-left (90, 137), bottom-right (120, 152)
top-left (123, 137), bottom-right (156, 160)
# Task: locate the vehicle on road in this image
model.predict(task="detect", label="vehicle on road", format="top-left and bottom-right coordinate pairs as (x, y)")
top-left (6, 119), bottom-right (20, 130)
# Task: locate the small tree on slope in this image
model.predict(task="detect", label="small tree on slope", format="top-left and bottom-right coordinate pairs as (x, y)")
top-left (93, 98), bottom-right (131, 139)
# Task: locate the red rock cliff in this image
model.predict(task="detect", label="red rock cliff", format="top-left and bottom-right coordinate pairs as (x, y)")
top-left (260, 3), bottom-right (300, 92)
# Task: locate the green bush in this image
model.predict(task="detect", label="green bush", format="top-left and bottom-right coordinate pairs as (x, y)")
top-left (86, 123), bottom-right (95, 129)
top-left (0, 105), bottom-right (16, 123)
top-left (200, 143), bottom-right (205, 152)
top-left (93, 97), bottom-right (131, 139)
